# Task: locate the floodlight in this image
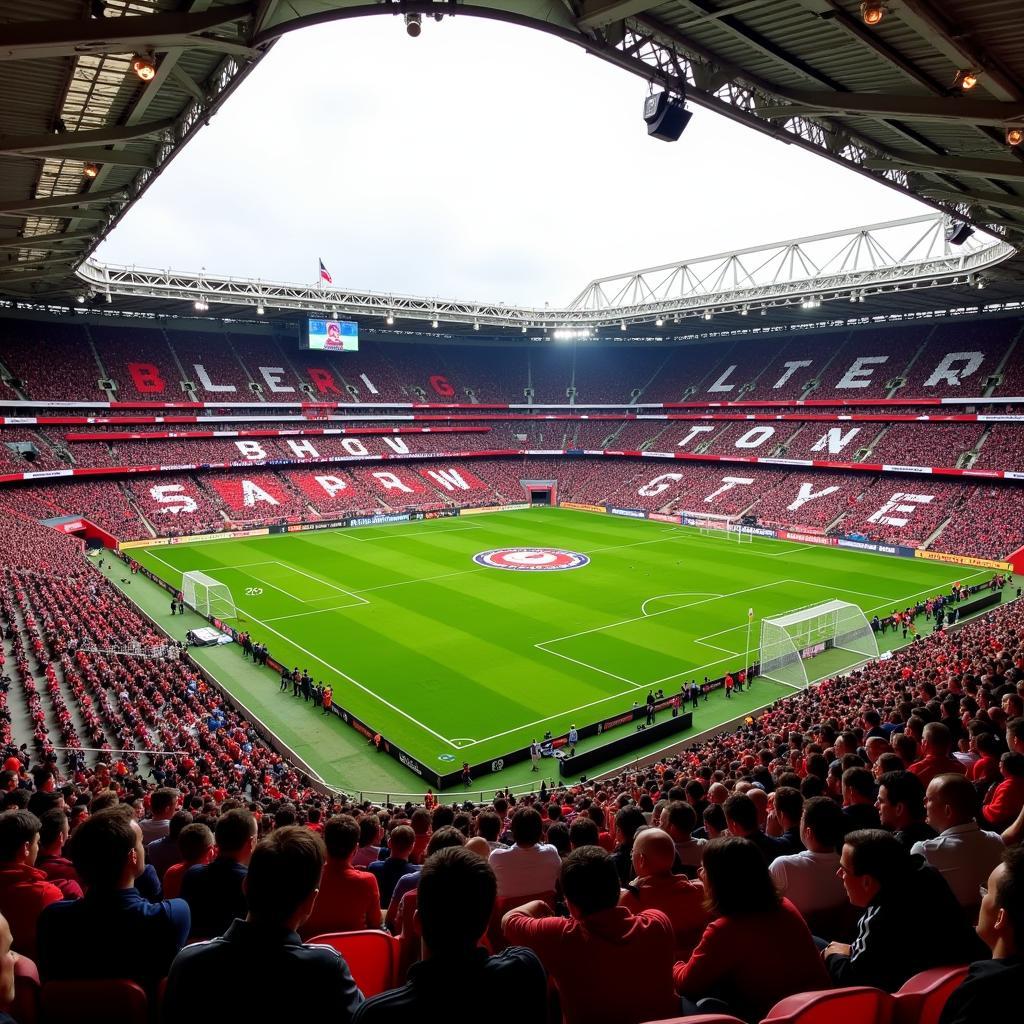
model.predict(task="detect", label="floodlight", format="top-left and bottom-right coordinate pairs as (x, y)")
top-left (1008, 127), bottom-right (1024, 147)
top-left (620, 321), bottom-right (626, 331)
top-left (82, 162), bottom-right (99, 178)
top-left (386, 313), bottom-right (394, 325)
top-left (860, 2), bottom-right (884, 26)
top-left (256, 304), bottom-right (265, 315)
top-left (521, 326), bottom-right (527, 333)
top-left (703, 311), bottom-right (712, 321)
top-left (954, 69), bottom-right (979, 90)
top-left (655, 318), bottom-right (663, 326)
top-left (76, 294), bottom-right (86, 304)
top-left (404, 13), bottom-right (422, 37)
top-left (431, 319), bottom-right (438, 328)
top-left (132, 53), bottom-right (156, 82)
top-left (473, 321), bottom-right (480, 330)
top-left (194, 298), bottom-right (208, 312)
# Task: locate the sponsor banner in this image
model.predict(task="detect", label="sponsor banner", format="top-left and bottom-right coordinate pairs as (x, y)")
top-left (348, 512), bottom-right (415, 528)
top-left (560, 502), bottom-right (605, 514)
top-left (759, 458), bottom-right (814, 467)
top-left (281, 518), bottom-right (347, 533)
top-left (640, 452), bottom-right (675, 459)
top-left (836, 537), bottom-right (915, 558)
top-left (398, 751), bottom-right (425, 777)
top-left (648, 512), bottom-right (681, 525)
top-left (168, 528), bottom-right (270, 544)
top-left (609, 507), bottom-right (647, 519)
top-left (118, 538), bottom-right (169, 550)
top-left (881, 464), bottom-right (933, 474)
top-left (460, 503), bottom-right (529, 516)
top-left (423, 508), bottom-right (460, 520)
top-left (777, 530), bottom-right (836, 546)
top-left (1005, 472), bottom-right (1024, 481)
top-left (739, 525), bottom-right (779, 539)
top-left (914, 549), bottom-right (1012, 571)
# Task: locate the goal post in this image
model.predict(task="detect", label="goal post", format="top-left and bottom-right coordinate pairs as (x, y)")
top-left (682, 514), bottom-right (753, 543)
top-left (758, 599), bottom-right (878, 689)
top-left (181, 571), bottom-right (238, 621)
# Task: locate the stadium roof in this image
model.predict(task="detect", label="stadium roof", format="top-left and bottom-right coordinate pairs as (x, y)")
top-left (1, 0), bottom-right (1023, 328)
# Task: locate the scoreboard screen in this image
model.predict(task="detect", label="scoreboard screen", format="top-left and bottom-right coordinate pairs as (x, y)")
top-left (306, 319), bottom-right (358, 351)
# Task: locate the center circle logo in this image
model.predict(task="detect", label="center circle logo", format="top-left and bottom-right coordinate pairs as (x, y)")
top-left (473, 547), bottom-right (590, 571)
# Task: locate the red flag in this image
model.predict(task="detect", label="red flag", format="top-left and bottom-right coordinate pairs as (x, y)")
top-left (319, 259), bottom-right (332, 285)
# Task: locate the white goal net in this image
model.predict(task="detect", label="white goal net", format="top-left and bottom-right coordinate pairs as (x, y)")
top-left (682, 514), bottom-right (753, 543)
top-left (759, 599), bottom-right (878, 689)
top-left (181, 571), bottom-right (237, 621)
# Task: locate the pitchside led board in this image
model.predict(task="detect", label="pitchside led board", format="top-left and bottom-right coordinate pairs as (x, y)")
top-left (306, 319), bottom-right (359, 352)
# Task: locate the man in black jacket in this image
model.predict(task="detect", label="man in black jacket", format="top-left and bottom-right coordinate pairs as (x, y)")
top-left (940, 846), bottom-right (1024, 1024)
top-left (164, 826), bottom-right (362, 1024)
top-left (180, 808), bottom-right (257, 939)
top-left (823, 829), bottom-right (988, 991)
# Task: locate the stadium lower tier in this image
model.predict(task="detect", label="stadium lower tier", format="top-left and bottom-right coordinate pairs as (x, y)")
top-left (0, 457), bottom-right (1022, 561)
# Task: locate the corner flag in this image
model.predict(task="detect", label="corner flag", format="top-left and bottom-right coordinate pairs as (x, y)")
top-left (748, 608), bottom-right (754, 620)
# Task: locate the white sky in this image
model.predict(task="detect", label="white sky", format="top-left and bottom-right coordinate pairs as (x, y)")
top-left (96, 17), bottom-right (930, 306)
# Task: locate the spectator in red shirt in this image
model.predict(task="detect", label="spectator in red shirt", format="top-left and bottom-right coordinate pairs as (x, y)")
top-left (909, 722), bottom-right (966, 787)
top-left (674, 836), bottom-right (830, 1021)
top-left (983, 753), bottom-right (1024, 830)
top-left (620, 827), bottom-right (708, 957)
top-left (299, 814), bottom-right (382, 939)
top-left (34, 809), bottom-right (83, 898)
top-left (502, 845), bottom-right (678, 1024)
top-left (0, 810), bottom-right (65, 959)
top-left (163, 823), bottom-right (215, 900)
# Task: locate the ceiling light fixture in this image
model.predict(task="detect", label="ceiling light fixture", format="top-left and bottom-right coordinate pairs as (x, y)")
top-left (82, 162), bottom-right (99, 179)
top-left (860, 2), bottom-right (884, 26)
top-left (1007, 127), bottom-right (1024, 147)
top-left (131, 52), bottom-right (157, 82)
top-left (954, 69), bottom-right (980, 91)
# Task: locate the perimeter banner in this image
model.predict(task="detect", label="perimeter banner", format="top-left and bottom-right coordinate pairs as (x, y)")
top-left (914, 549), bottom-right (1012, 571)
top-left (560, 502), bottom-right (606, 514)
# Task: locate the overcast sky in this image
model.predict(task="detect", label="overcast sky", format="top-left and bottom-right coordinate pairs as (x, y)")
top-left (96, 17), bottom-right (930, 306)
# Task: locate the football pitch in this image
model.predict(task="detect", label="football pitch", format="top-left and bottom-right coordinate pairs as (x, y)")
top-left (130, 508), bottom-right (989, 788)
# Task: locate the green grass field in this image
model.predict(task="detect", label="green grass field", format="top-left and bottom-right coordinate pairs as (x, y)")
top-left (129, 508), bottom-right (989, 790)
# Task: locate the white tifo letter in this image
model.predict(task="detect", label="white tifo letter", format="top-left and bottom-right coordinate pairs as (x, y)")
top-left (772, 360), bottom-right (812, 390)
top-left (734, 426), bottom-right (776, 449)
top-left (678, 426), bottom-right (715, 448)
top-left (314, 475), bottom-right (349, 497)
top-left (240, 480), bottom-right (279, 507)
top-left (809, 428), bottom-right (861, 454)
top-left (786, 481), bottom-right (840, 512)
top-left (286, 439), bottom-right (319, 459)
top-left (923, 352), bottom-right (983, 388)
top-left (425, 469), bottom-right (471, 491)
top-left (372, 471), bottom-right (413, 493)
top-left (866, 492), bottom-right (934, 528)
top-left (148, 485), bottom-right (197, 514)
top-left (638, 473), bottom-right (683, 497)
top-left (704, 476), bottom-right (754, 503)
top-left (836, 356), bottom-right (888, 390)
top-left (234, 440), bottom-right (266, 460)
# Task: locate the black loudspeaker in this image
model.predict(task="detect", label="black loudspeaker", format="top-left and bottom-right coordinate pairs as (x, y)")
top-left (644, 92), bottom-right (692, 142)
top-left (944, 219), bottom-right (974, 246)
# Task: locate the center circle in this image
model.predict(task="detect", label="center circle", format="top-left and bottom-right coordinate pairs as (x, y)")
top-left (473, 547), bottom-right (590, 571)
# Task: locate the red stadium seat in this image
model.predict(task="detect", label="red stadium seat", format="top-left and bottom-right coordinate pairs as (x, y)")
top-left (761, 987), bottom-right (892, 1024)
top-left (307, 930), bottom-right (398, 996)
top-left (893, 966), bottom-right (970, 1024)
top-left (40, 979), bottom-right (149, 1024)
top-left (642, 1017), bottom-right (745, 1024)
top-left (2, 952), bottom-right (41, 1024)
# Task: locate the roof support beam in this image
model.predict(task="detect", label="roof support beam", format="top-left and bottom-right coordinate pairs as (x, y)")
top-left (0, 5), bottom-right (257, 62)
top-left (0, 189), bottom-right (124, 215)
top-left (756, 92), bottom-right (1024, 126)
top-left (864, 154), bottom-right (1024, 180)
top-left (0, 230), bottom-right (97, 250)
top-left (921, 188), bottom-right (1024, 213)
top-left (0, 119), bottom-right (175, 155)
top-left (578, 0), bottom-right (663, 30)
top-left (0, 147), bottom-right (157, 169)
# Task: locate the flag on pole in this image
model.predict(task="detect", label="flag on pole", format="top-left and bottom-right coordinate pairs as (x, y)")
top-left (319, 259), bottom-right (333, 285)
top-left (748, 608), bottom-right (754, 620)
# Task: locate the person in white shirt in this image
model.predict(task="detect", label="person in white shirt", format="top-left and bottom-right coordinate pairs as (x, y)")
top-left (488, 807), bottom-right (560, 900)
top-left (769, 796), bottom-right (848, 917)
top-left (911, 773), bottom-right (1004, 909)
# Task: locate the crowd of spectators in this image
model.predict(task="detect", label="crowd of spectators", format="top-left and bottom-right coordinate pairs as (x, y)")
top-left (0, 567), bottom-right (1021, 1020)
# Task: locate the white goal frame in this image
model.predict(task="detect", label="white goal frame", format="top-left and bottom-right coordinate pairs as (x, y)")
top-left (759, 599), bottom-right (878, 689)
top-left (682, 513), bottom-right (753, 543)
top-left (181, 571), bottom-right (238, 621)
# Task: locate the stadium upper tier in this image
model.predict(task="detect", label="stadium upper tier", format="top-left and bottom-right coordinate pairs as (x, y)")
top-left (0, 314), bottom-right (1022, 406)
